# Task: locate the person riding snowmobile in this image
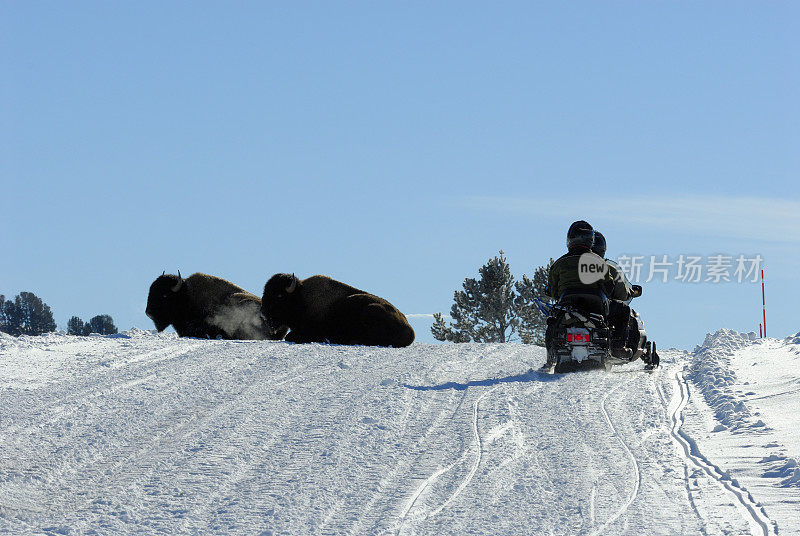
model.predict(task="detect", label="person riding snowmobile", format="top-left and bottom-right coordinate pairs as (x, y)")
top-left (546, 221), bottom-right (612, 301)
top-left (546, 221), bottom-right (617, 357)
top-left (591, 231), bottom-right (641, 358)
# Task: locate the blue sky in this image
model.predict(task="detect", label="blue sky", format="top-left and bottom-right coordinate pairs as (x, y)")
top-left (2, 2), bottom-right (797, 348)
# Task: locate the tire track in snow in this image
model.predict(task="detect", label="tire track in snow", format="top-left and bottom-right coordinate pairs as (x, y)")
top-left (587, 376), bottom-right (641, 536)
top-left (355, 346), bottom-right (484, 534)
top-left (348, 388), bottom-right (417, 536)
top-left (78, 362), bottom-right (308, 509)
top-left (661, 369), bottom-right (776, 536)
top-left (171, 367), bottom-right (309, 534)
top-left (395, 388), bottom-right (490, 530)
top-left (655, 370), bottom-right (708, 533)
top-left (0, 341), bottom-right (205, 441)
top-left (427, 385), bottom-right (500, 517)
top-left (394, 390), bottom-right (467, 523)
top-left (397, 353), bottom-right (527, 531)
top-left (397, 461), bottom-right (457, 525)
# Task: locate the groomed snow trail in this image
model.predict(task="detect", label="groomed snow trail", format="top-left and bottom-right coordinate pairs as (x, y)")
top-left (586, 376), bottom-right (640, 536)
top-left (0, 331), bottom-right (778, 535)
top-left (659, 370), bottom-right (775, 536)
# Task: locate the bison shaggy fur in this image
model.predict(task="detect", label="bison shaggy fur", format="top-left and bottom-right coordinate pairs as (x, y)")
top-left (261, 274), bottom-right (414, 347)
top-left (146, 272), bottom-right (287, 340)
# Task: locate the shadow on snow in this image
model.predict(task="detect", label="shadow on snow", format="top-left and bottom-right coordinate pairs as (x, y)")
top-left (403, 370), bottom-right (561, 392)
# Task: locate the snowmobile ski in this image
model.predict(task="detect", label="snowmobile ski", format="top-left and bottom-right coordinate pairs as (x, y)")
top-left (539, 363), bottom-right (557, 375)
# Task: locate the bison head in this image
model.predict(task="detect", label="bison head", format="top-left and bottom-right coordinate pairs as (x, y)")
top-left (145, 271), bottom-right (185, 332)
top-left (261, 273), bottom-right (298, 331)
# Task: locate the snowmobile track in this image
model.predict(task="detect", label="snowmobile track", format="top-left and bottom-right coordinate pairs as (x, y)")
top-left (397, 382), bottom-right (506, 529)
top-left (587, 376), bottom-right (641, 536)
top-left (395, 390), bottom-right (469, 529)
top-left (397, 353), bottom-right (538, 532)
top-left (428, 385), bottom-right (501, 517)
top-left (660, 369), bottom-right (777, 536)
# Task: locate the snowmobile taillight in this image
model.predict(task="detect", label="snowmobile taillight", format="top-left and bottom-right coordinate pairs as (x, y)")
top-left (566, 328), bottom-right (591, 345)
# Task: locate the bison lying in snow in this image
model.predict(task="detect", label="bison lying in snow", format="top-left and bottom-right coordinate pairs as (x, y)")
top-left (146, 272), bottom-right (288, 340)
top-left (261, 274), bottom-right (415, 347)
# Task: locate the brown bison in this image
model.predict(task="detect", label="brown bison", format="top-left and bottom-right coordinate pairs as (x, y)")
top-left (261, 273), bottom-right (414, 347)
top-left (146, 271), bottom-right (288, 340)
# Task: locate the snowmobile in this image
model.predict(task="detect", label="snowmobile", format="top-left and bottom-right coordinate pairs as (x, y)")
top-left (534, 285), bottom-right (659, 374)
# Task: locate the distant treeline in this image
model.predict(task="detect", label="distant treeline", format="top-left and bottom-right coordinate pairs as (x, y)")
top-left (67, 315), bottom-right (118, 336)
top-left (0, 292), bottom-right (116, 337)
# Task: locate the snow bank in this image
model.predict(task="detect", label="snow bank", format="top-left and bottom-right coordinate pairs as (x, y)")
top-left (687, 329), bottom-right (763, 432)
top-left (687, 328), bottom-right (800, 496)
top-left (785, 331), bottom-right (800, 349)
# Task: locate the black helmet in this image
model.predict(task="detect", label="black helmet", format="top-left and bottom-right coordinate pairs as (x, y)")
top-left (591, 231), bottom-right (606, 257)
top-left (566, 220), bottom-right (594, 250)
top-left (567, 220), bottom-right (593, 238)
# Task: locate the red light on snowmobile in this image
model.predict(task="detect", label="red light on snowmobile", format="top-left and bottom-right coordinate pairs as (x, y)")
top-left (567, 332), bottom-right (590, 343)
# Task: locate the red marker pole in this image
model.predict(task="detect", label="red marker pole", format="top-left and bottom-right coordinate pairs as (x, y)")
top-left (761, 269), bottom-right (766, 338)
top-left (759, 323), bottom-right (763, 339)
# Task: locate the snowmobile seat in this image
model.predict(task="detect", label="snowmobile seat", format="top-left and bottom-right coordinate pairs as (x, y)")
top-left (558, 289), bottom-right (609, 317)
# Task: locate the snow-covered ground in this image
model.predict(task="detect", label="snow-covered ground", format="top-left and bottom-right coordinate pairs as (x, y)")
top-left (684, 330), bottom-right (800, 535)
top-left (0, 329), bottom-right (798, 535)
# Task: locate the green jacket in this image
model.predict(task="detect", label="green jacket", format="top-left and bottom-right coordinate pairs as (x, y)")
top-left (606, 260), bottom-right (633, 301)
top-left (547, 250), bottom-right (614, 300)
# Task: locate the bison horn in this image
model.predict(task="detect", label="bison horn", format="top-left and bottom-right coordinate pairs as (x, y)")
top-left (286, 274), bottom-right (297, 294)
top-left (162, 271), bottom-right (165, 276)
top-left (171, 270), bottom-right (183, 292)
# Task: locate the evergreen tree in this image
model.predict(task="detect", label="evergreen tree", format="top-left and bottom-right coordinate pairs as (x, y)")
top-left (1, 296), bottom-right (22, 336)
top-left (67, 316), bottom-right (87, 336)
top-left (431, 313), bottom-right (470, 342)
top-left (431, 251), bottom-right (519, 343)
top-left (0, 295), bottom-right (6, 334)
top-left (515, 258), bottom-right (554, 345)
top-left (86, 314), bottom-right (118, 335)
top-left (0, 292), bottom-right (57, 336)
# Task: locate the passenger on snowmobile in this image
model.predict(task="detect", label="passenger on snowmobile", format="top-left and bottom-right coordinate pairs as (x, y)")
top-left (546, 221), bottom-right (612, 303)
top-left (591, 231), bottom-right (641, 358)
top-left (546, 221), bottom-right (614, 358)
top-left (542, 222), bottom-right (659, 372)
